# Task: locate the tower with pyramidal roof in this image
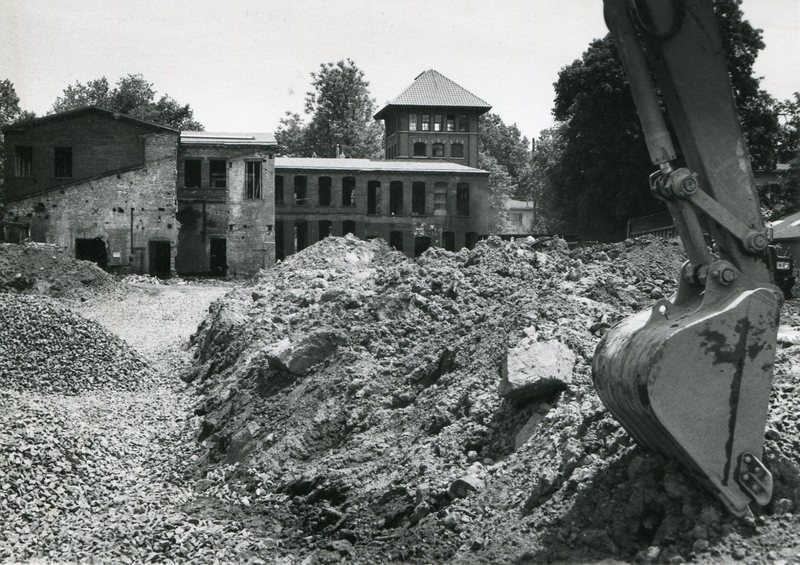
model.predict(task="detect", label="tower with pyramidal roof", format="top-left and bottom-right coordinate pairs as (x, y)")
top-left (374, 70), bottom-right (491, 168)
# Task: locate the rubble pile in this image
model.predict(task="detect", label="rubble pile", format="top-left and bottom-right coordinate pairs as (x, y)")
top-left (0, 294), bottom-right (157, 394)
top-left (179, 235), bottom-right (797, 562)
top-left (0, 243), bottom-right (116, 300)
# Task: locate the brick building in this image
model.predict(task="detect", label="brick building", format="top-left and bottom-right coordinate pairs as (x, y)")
top-left (2, 108), bottom-right (277, 276)
top-left (2, 107), bottom-right (180, 274)
top-left (275, 69), bottom-right (492, 259)
top-left (176, 132), bottom-right (276, 276)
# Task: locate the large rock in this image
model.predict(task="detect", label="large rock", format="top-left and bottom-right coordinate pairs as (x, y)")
top-left (499, 339), bottom-right (575, 402)
top-left (266, 329), bottom-right (345, 374)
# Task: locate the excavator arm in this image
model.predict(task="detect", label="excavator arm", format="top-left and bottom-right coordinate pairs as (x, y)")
top-left (592, 0), bottom-right (783, 515)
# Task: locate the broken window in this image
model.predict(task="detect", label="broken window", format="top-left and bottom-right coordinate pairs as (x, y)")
top-left (433, 114), bottom-right (442, 132)
top-left (245, 161), bottom-right (262, 199)
top-left (432, 143), bottom-right (445, 157)
top-left (458, 115), bottom-right (468, 132)
top-left (451, 143), bottom-right (464, 158)
top-left (389, 181), bottom-right (403, 215)
top-left (456, 182), bottom-right (470, 216)
top-left (319, 220), bottom-right (332, 239)
top-left (409, 113), bottom-right (417, 131)
top-left (367, 180), bottom-right (381, 215)
top-left (413, 142), bottom-right (426, 157)
top-left (294, 175), bottom-right (308, 206)
top-left (342, 177), bottom-right (356, 207)
top-left (54, 147), bottom-right (72, 177)
top-left (275, 175), bottom-right (284, 205)
top-left (442, 231), bottom-right (455, 252)
top-left (412, 182), bottom-right (426, 215)
top-left (389, 230), bottom-right (404, 252)
top-left (446, 115), bottom-right (455, 132)
top-left (421, 114), bottom-right (430, 131)
top-left (318, 176), bottom-right (332, 206)
top-left (434, 182), bottom-right (448, 216)
top-left (342, 220), bottom-right (356, 236)
top-left (184, 159), bottom-right (201, 188)
top-left (210, 159), bottom-right (227, 188)
top-left (15, 146), bottom-right (32, 177)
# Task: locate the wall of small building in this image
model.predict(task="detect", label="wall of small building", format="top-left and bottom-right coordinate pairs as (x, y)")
top-left (175, 146), bottom-right (275, 276)
top-left (3, 112), bottom-right (162, 202)
top-left (275, 169), bottom-right (489, 259)
top-left (4, 131), bottom-right (180, 274)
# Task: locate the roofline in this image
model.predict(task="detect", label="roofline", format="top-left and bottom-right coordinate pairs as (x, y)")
top-left (1, 106), bottom-right (180, 134)
top-left (374, 103), bottom-right (492, 120)
top-left (275, 163), bottom-right (489, 175)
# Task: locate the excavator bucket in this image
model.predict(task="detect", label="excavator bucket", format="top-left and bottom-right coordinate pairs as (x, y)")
top-left (593, 264), bottom-right (782, 515)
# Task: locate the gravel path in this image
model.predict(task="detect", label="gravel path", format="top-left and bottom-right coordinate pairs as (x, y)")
top-left (0, 284), bottom-right (284, 563)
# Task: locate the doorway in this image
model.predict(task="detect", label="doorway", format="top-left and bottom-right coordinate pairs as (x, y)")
top-left (210, 237), bottom-right (227, 276)
top-left (75, 237), bottom-right (108, 268)
top-left (148, 240), bottom-right (171, 276)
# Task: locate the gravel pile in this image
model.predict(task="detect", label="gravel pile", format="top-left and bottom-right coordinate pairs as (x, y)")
top-left (0, 293), bottom-right (157, 394)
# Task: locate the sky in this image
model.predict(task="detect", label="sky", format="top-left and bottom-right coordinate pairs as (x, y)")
top-left (2, 0), bottom-right (798, 143)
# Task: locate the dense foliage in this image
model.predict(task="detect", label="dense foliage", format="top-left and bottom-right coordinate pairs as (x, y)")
top-left (50, 74), bottom-right (203, 131)
top-left (276, 60), bottom-right (383, 159)
top-left (0, 79), bottom-right (36, 199)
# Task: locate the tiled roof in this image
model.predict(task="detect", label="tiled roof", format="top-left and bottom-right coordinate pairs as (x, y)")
top-left (1, 106), bottom-right (179, 134)
top-left (180, 131), bottom-right (276, 146)
top-left (374, 70), bottom-right (491, 119)
top-left (770, 210), bottom-right (800, 240)
top-left (276, 157), bottom-right (487, 174)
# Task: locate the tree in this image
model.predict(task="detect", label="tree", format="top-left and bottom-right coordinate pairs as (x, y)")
top-left (479, 113), bottom-right (533, 185)
top-left (478, 151), bottom-right (515, 233)
top-left (0, 79), bottom-right (36, 198)
top-left (529, 124), bottom-right (567, 232)
top-left (277, 60), bottom-right (382, 159)
top-left (546, 0), bottom-right (781, 240)
top-left (51, 74), bottom-right (203, 130)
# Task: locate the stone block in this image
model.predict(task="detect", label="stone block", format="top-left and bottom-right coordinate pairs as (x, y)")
top-left (499, 340), bottom-right (575, 402)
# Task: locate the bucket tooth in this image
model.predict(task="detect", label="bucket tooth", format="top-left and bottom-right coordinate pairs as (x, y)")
top-left (592, 264), bottom-right (781, 515)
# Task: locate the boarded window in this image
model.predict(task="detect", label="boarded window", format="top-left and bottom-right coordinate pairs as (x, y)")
top-left (421, 114), bottom-right (430, 131)
top-left (456, 182), bottom-right (470, 216)
top-left (412, 182), bottom-right (426, 215)
top-left (294, 175), bottom-right (308, 206)
top-left (446, 115), bottom-right (455, 132)
top-left (442, 231), bottom-right (455, 252)
top-left (342, 220), bottom-right (356, 236)
top-left (389, 181), bottom-right (403, 215)
top-left (367, 180), bottom-right (381, 214)
top-left (389, 230), bottom-right (403, 251)
top-left (342, 177), bottom-right (356, 207)
top-left (245, 161), bottom-right (262, 199)
top-left (184, 159), bottom-right (201, 188)
top-left (413, 142), bottom-right (426, 157)
top-left (434, 182), bottom-right (447, 216)
top-left (318, 176), bottom-right (332, 206)
top-left (432, 143), bottom-right (445, 157)
top-left (210, 159), bottom-right (226, 187)
top-left (54, 147), bottom-right (72, 177)
top-left (15, 146), bottom-right (32, 177)
top-left (275, 175), bottom-right (284, 205)
top-left (451, 143), bottom-right (464, 158)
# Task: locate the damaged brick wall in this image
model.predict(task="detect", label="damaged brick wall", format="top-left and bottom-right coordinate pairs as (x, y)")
top-left (4, 131), bottom-right (179, 274)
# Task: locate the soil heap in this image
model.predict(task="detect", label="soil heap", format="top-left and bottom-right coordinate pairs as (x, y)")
top-left (0, 242), bottom-right (116, 300)
top-left (186, 235), bottom-right (800, 563)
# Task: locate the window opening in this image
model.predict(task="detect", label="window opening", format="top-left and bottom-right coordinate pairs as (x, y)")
top-left (342, 176), bottom-right (356, 207)
top-left (245, 161), bottom-right (262, 199)
top-left (367, 180), bottom-right (381, 214)
top-left (457, 182), bottom-right (470, 216)
top-left (409, 113), bottom-right (417, 131)
top-left (275, 175), bottom-right (284, 205)
top-left (458, 115), bottom-right (468, 132)
top-left (389, 181), bottom-right (403, 215)
top-left (15, 146), bottom-right (32, 177)
top-left (421, 114), bottom-right (430, 131)
top-left (434, 182), bottom-right (448, 215)
top-left (412, 182), bottom-right (426, 215)
top-left (413, 142), bottom-right (426, 157)
top-left (295, 220), bottom-right (308, 251)
top-left (433, 114), bottom-right (442, 132)
top-left (389, 230), bottom-right (404, 252)
top-left (209, 159), bottom-right (226, 187)
top-left (54, 147), bottom-right (72, 177)
top-left (446, 115), bottom-right (455, 132)
top-left (294, 175), bottom-right (308, 206)
top-left (451, 143), bottom-right (464, 158)
top-left (432, 143), bottom-right (445, 157)
top-left (318, 176), bottom-right (332, 206)
top-left (342, 220), bottom-right (356, 236)
top-left (184, 159), bottom-right (201, 188)
top-left (319, 220), bottom-right (332, 239)
top-left (442, 231), bottom-right (455, 252)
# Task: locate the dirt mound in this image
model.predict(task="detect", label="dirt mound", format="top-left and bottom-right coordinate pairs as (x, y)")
top-left (0, 242), bottom-right (116, 300)
top-left (0, 293), bottom-right (158, 394)
top-left (184, 234), bottom-right (800, 563)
